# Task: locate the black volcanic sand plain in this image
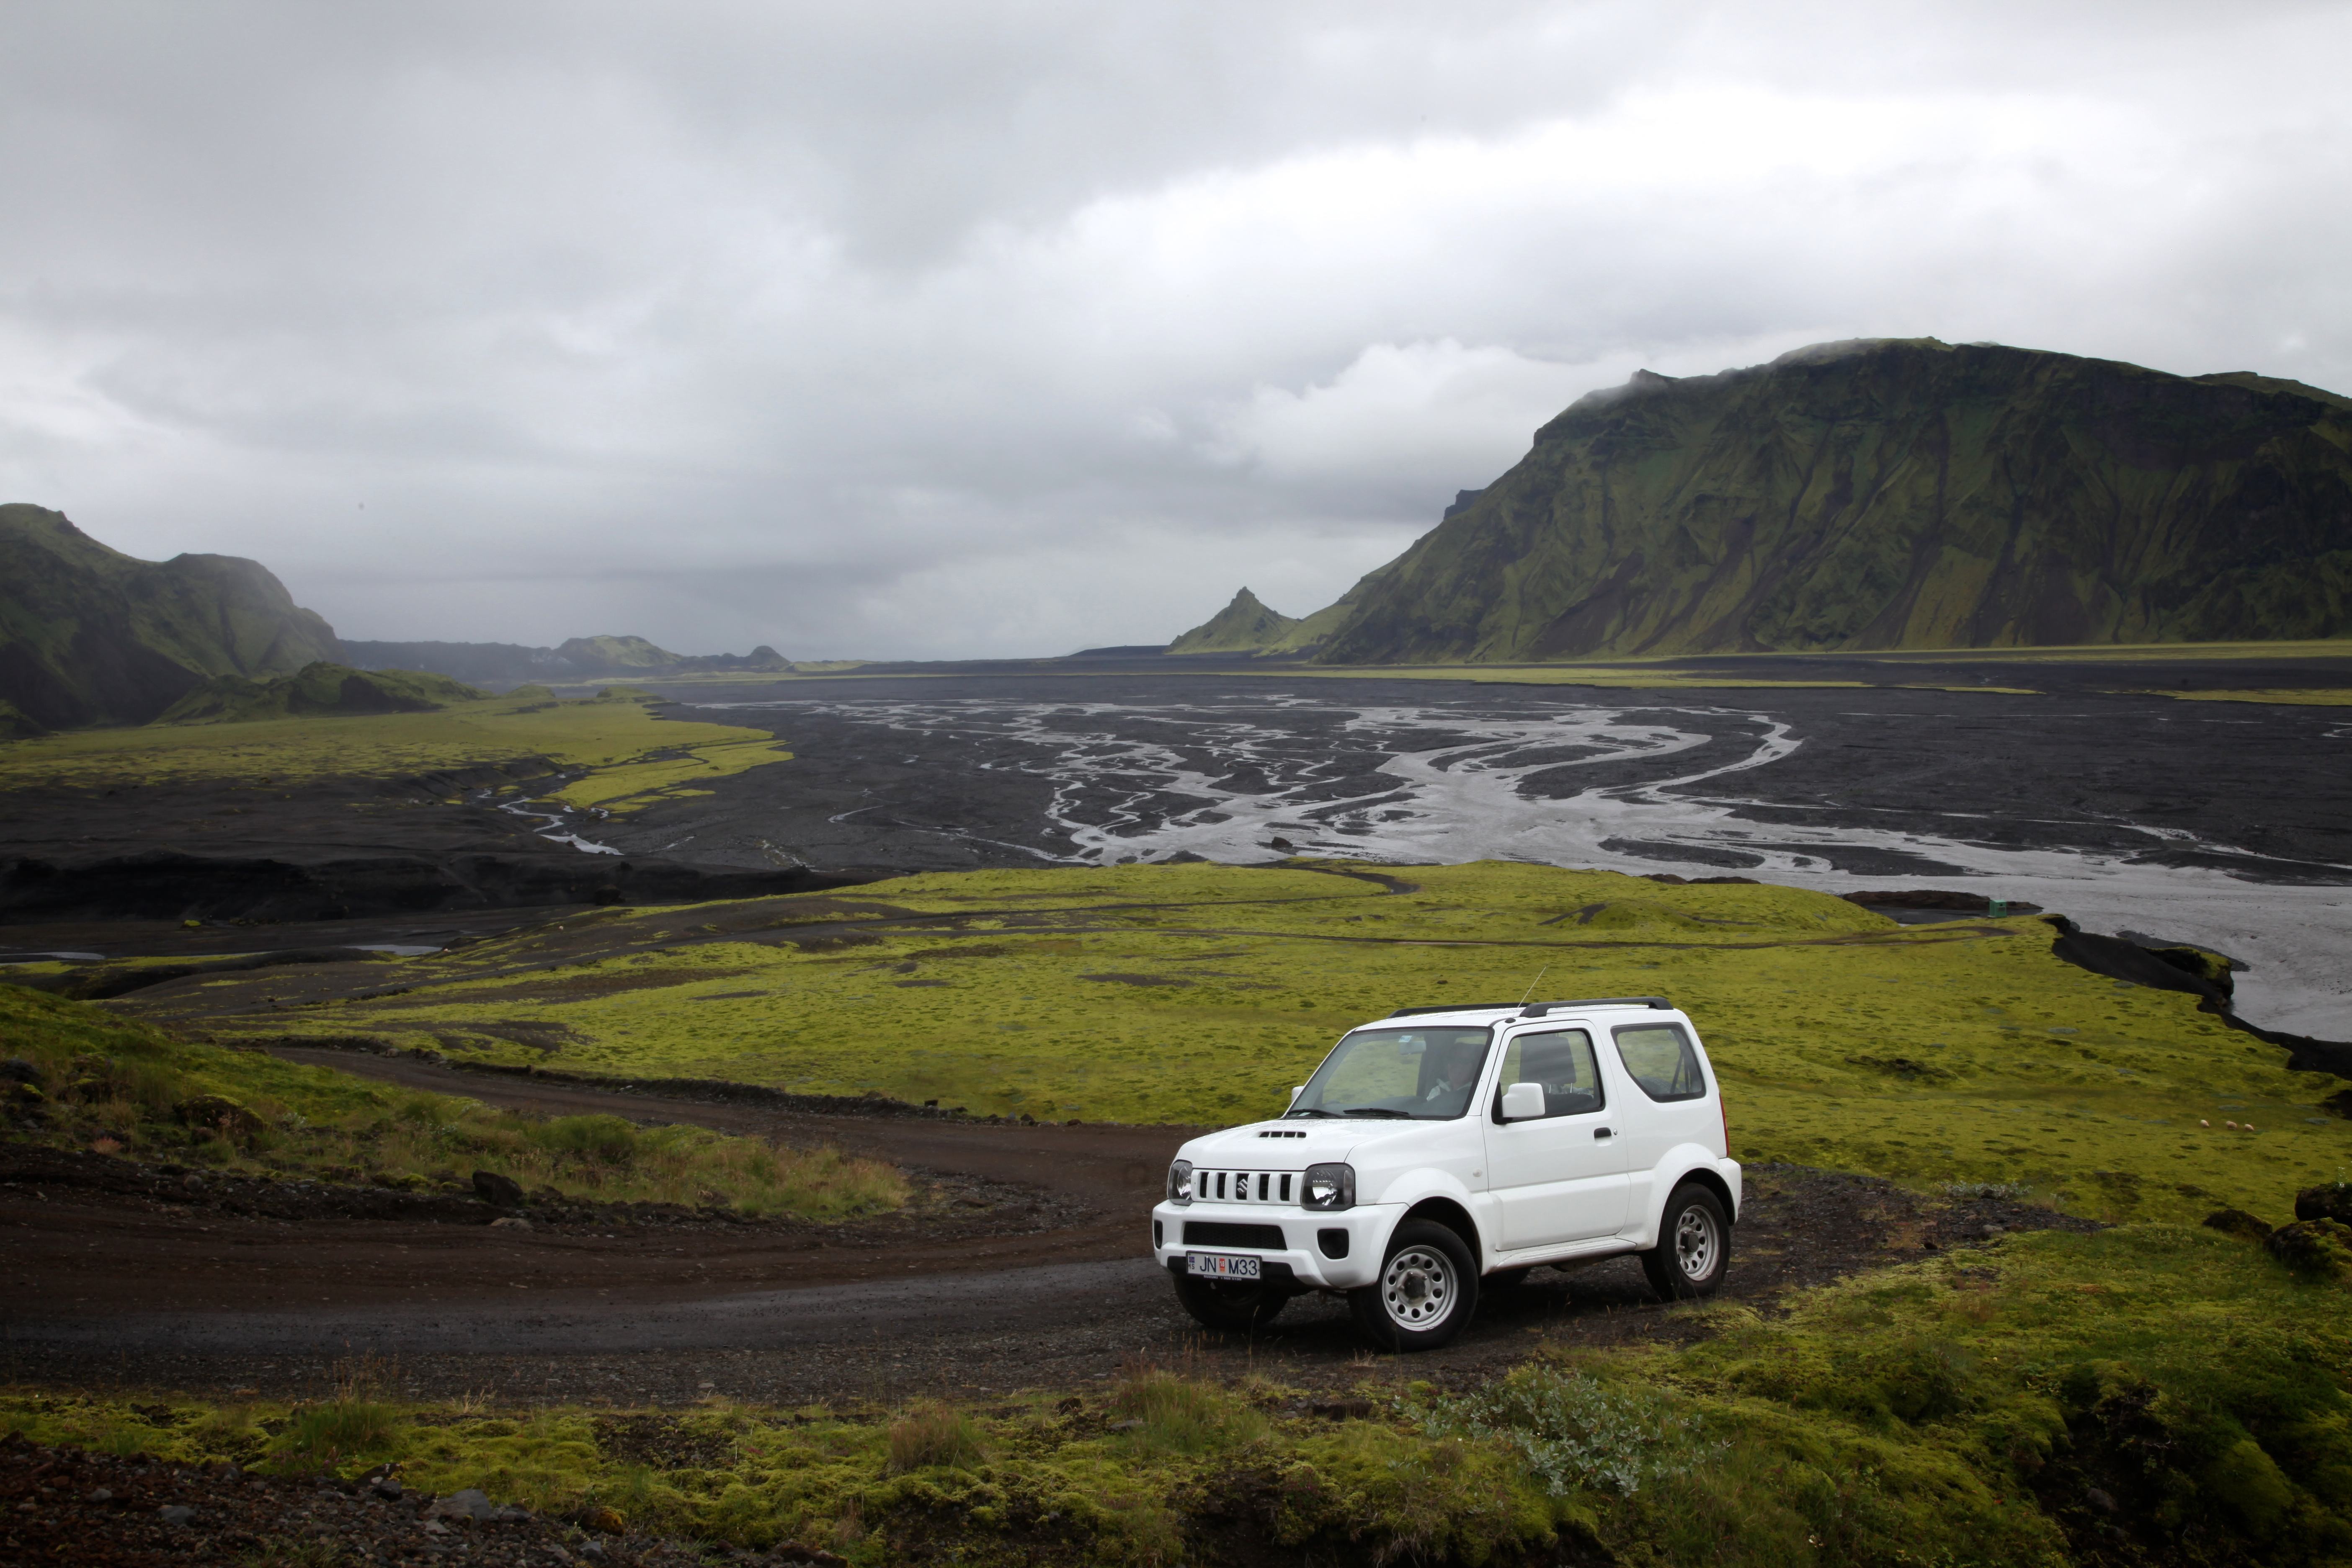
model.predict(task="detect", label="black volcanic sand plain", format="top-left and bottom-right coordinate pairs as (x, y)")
top-left (593, 657), bottom-right (2352, 881)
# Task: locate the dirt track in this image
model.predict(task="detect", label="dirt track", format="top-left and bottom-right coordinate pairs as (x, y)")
top-left (0, 1050), bottom-right (2094, 1408)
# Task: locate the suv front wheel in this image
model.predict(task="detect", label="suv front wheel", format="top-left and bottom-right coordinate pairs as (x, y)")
top-left (1350, 1220), bottom-right (1480, 1351)
top-left (1640, 1183), bottom-right (1730, 1301)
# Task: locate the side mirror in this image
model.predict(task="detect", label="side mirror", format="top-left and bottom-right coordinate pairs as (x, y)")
top-left (1288, 1085), bottom-right (1305, 1106)
top-left (1500, 1081), bottom-right (1545, 1121)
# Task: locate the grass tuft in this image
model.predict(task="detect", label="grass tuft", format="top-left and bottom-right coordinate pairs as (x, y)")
top-left (1109, 1359), bottom-right (1264, 1455)
top-left (884, 1404), bottom-right (987, 1473)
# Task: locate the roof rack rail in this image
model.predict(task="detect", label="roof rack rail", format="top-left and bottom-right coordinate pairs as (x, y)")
top-left (1386, 1003), bottom-right (1522, 1018)
top-left (1520, 995), bottom-right (1671, 1018)
top-left (1386, 996), bottom-right (1672, 1020)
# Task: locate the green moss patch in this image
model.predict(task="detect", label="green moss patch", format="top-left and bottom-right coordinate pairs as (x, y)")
top-left (0, 688), bottom-right (792, 798)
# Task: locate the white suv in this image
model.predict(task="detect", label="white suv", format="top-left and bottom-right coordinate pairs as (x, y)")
top-left (1150, 996), bottom-right (1739, 1351)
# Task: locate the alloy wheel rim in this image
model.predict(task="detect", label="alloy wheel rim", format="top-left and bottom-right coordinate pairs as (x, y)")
top-left (1381, 1246), bottom-right (1455, 1328)
top-left (1675, 1207), bottom-right (1718, 1279)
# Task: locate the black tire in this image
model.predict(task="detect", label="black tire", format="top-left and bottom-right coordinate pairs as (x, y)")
top-left (1173, 1271), bottom-right (1290, 1333)
top-left (1349, 1220), bottom-right (1480, 1351)
top-left (1640, 1184), bottom-right (1730, 1301)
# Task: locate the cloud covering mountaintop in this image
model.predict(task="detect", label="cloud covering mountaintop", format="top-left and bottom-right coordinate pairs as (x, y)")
top-left (1, 1), bottom-right (2347, 659)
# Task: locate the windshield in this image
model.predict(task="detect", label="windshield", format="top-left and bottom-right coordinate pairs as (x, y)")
top-left (1289, 1025), bottom-right (1495, 1120)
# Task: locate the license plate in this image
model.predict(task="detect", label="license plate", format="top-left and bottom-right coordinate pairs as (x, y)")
top-left (1187, 1251), bottom-right (1261, 1280)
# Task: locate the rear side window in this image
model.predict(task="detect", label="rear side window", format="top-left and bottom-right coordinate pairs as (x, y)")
top-left (1492, 1028), bottom-right (1603, 1120)
top-left (1613, 1023), bottom-right (1707, 1102)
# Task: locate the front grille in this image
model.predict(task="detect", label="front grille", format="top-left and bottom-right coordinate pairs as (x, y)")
top-left (1195, 1168), bottom-right (1295, 1204)
top-left (1185, 1221), bottom-right (1287, 1250)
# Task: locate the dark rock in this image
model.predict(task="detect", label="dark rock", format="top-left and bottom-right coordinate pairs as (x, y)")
top-left (472, 1170), bottom-right (526, 1209)
top-left (1, 1057), bottom-right (42, 1086)
top-left (175, 1094), bottom-right (262, 1139)
top-left (774, 1545), bottom-right (849, 1566)
top-left (1844, 889), bottom-right (1995, 912)
top-left (427, 1487), bottom-right (495, 1522)
top-left (2084, 1487), bottom-right (2118, 1515)
top-left (2296, 1182), bottom-right (2352, 1225)
top-left (158, 1504), bottom-right (195, 1525)
top-left (2202, 1207), bottom-right (2275, 1242)
top-left (2266, 1218), bottom-right (2352, 1276)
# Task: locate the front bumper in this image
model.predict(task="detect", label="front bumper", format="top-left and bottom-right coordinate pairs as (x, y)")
top-left (1150, 1199), bottom-right (1396, 1290)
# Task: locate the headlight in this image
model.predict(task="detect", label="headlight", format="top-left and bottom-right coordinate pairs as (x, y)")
top-left (1167, 1159), bottom-right (1194, 1204)
top-left (1301, 1162), bottom-right (1355, 1211)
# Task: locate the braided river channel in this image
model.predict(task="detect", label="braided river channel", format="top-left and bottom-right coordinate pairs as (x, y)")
top-left (598, 674), bottom-right (2352, 1039)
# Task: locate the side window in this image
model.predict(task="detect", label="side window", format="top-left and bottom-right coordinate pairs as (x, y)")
top-left (1492, 1029), bottom-right (1602, 1121)
top-left (1613, 1023), bottom-right (1707, 1102)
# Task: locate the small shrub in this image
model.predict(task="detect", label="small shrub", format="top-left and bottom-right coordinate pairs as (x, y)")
top-left (528, 1113), bottom-right (640, 1166)
top-left (886, 1404), bottom-right (986, 1473)
top-left (1425, 1366), bottom-right (1710, 1495)
top-left (273, 1397), bottom-right (402, 1473)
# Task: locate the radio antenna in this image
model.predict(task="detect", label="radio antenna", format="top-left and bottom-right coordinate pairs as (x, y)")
top-left (1517, 964), bottom-right (1551, 1006)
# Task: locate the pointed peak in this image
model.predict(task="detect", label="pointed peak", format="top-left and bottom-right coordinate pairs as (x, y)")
top-left (1169, 586), bottom-right (1302, 654)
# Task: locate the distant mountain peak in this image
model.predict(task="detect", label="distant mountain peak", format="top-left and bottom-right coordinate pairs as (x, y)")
top-left (1168, 588), bottom-right (1299, 654)
top-left (0, 503), bottom-right (345, 731)
top-left (1304, 338), bottom-right (2352, 663)
top-left (554, 634), bottom-right (680, 668)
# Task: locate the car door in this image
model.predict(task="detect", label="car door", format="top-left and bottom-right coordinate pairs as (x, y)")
top-left (1481, 1025), bottom-right (1628, 1249)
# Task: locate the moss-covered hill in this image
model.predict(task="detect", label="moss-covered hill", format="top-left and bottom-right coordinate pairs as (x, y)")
top-left (1168, 588), bottom-right (1301, 653)
top-left (1310, 340), bottom-right (2352, 663)
top-left (0, 503), bottom-right (345, 731)
top-left (155, 662), bottom-right (488, 724)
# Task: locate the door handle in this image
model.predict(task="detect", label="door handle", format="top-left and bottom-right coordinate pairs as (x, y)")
top-left (1594, 1127), bottom-right (1614, 1140)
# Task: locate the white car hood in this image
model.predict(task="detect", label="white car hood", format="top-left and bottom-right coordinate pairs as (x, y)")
top-left (1178, 1117), bottom-right (1434, 1166)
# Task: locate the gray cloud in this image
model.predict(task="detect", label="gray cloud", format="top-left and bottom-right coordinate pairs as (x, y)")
top-left (2, 0), bottom-right (2347, 657)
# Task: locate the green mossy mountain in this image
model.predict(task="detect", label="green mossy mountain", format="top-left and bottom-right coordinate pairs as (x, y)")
top-left (1310, 339), bottom-right (2352, 662)
top-left (0, 504), bottom-right (345, 730)
top-left (1168, 588), bottom-right (1356, 656)
top-left (1169, 587), bottom-right (1301, 652)
top-left (553, 633), bottom-right (680, 669)
top-left (154, 663), bottom-right (487, 725)
top-left (343, 636), bottom-right (794, 683)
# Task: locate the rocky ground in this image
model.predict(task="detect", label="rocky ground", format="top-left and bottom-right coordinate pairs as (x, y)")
top-left (0, 1428), bottom-right (798, 1565)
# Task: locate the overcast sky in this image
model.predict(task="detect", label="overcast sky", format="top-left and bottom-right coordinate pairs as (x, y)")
top-left (3, 2), bottom-right (2347, 658)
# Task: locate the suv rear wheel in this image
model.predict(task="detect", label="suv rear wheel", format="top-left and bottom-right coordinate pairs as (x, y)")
top-left (1640, 1184), bottom-right (1730, 1301)
top-left (1173, 1272), bottom-right (1290, 1333)
top-left (1350, 1220), bottom-right (1480, 1351)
